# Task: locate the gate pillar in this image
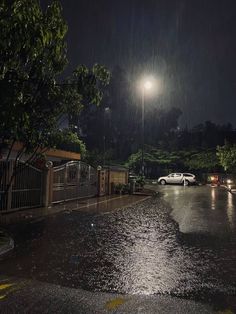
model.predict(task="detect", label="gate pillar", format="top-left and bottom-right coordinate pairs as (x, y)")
top-left (98, 169), bottom-right (106, 196)
top-left (44, 162), bottom-right (53, 207)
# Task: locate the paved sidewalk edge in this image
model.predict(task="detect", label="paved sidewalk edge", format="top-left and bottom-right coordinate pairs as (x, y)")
top-left (0, 194), bottom-right (152, 225)
top-left (95, 195), bottom-right (152, 216)
top-left (0, 231), bottom-right (14, 256)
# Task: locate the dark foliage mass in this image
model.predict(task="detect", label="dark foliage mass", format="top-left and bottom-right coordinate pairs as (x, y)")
top-left (0, 0), bottom-right (110, 197)
top-left (80, 66), bottom-right (183, 160)
top-left (79, 66), bottom-right (236, 168)
top-left (1, 0), bottom-right (236, 179)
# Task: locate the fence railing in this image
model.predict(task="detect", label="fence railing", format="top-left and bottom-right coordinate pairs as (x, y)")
top-left (52, 161), bottom-right (97, 204)
top-left (0, 160), bottom-right (98, 212)
top-left (0, 160), bottom-right (43, 212)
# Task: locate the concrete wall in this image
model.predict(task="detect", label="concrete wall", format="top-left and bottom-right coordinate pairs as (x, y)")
top-left (108, 170), bottom-right (128, 195)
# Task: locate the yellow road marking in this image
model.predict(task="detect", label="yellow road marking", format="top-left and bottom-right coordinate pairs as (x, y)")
top-left (218, 310), bottom-right (234, 314)
top-left (105, 297), bottom-right (126, 310)
top-left (0, 283), bottom-right (14, 290)
top-left (0, 283), bottom-right (16, 301)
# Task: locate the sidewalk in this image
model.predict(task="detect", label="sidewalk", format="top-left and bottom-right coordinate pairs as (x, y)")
top-left (0, 193), bottom-right (152, 226)
top-left (0, 191), bottom-right (153, 257)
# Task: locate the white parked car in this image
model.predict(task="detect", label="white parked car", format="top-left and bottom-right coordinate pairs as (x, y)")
top-left (158, 173), bottom-right (196, 186)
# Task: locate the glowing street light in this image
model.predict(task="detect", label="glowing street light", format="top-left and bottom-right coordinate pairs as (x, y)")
top-left (143, 80), bottom-right (153, 90)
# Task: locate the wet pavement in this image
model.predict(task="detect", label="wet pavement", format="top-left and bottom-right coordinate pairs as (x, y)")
top-left (0, 277), bottom-right (214, 314)
top-left (0, 185), bottom-right (236, 312)
top-left (0, 279), bottom-right (215, 314)
top-left (0, 194), bottom-right (149, 225)
top-left (157, 185), bottom-right (236, 236)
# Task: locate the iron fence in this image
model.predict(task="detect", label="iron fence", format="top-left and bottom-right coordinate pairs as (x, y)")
top-left (52, 161), bottom-right (97, 203)
top-left (0, 160), bottom-right (98, 211)
top-left (0, 160), bottom-right (43, 212)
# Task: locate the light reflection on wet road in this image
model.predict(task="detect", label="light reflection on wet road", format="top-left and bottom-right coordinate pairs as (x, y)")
top-left (0, 185), bottom-right (236, 307)
top-left (160, 185), bottom-right (236, 235)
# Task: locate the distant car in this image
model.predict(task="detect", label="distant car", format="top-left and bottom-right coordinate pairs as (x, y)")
top-left (158, 173), bottom-right (196, 186)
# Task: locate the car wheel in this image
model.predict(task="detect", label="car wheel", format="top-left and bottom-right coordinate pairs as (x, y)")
top-left (160, 179), bottom-right (166, 185)
top-left (183, 179), bottom-right (189, 186)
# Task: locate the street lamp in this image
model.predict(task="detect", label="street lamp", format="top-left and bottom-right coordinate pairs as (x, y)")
top-left (103, 107), bottom-right (110, 166)
top-left (141, 79), bottom-right (153, 177)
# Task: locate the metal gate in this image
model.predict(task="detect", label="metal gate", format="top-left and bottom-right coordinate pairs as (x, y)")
top-left (0, 160), bottom-right (43, 212)
top-left (52, 161), bottom-right (97, 203)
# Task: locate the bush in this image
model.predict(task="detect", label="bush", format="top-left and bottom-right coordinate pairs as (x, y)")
top-left (54, 129), bottom-right (86, 157)
top-left (135, 175), bottom-right (145, 187)
top-left (113, 183), bottom-right (130, 194)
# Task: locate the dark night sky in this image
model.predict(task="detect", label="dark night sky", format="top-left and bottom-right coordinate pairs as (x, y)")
top-left (42, 0), bottom-right (236, 127)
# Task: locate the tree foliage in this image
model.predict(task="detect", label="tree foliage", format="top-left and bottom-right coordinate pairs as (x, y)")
top-left (79, 66), bottom-right (183, 160)
top-left (53, 129), bottom-right (86, 157)
top-left (184, 151), bottom-right (220, 172)
top-left (126, 146), bottom-right (221, 177)
top-left (0, 0), bottom-right (110, 160)
top-left (126, 147), bottom-right (186, 174)
top-left (68, 64), bottom-right (111, 129)
top-left (0, 0), bottom-right (68, 152)
top-left (217, 144), bottom-right (236, 171)
top-left (0, 0), bottom-right (110, 196)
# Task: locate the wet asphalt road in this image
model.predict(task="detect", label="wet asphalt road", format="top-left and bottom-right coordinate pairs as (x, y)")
top-left (0, 185), bottom-right (236, 312)
top-left (159, 185), bottom-right (236, 236)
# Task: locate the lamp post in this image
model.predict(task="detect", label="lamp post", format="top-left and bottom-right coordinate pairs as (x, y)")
top-left (141, 80), bottom-right (153, 177)
top-left (103, 107), bottom-right (110, 166)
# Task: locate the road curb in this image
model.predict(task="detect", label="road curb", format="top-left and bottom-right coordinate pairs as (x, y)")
top-left (111, 195), bottom-right (151, 209)
top-left (93, 195), bottom-right (152, 216)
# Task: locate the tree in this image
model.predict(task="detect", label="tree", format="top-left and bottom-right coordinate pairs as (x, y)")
top-left (70, 64), bottom-right (111, 138)
top-left (107, 66), bottom-right (139, 159)
top-left (0, 0), bottom-right (68, 157)
top-left (126, 146), bottom-right (223, 178)
top-left (145, 107), bottom-right (182, 149)
top-left (184, 150), bottom-right (220, 172)
top-left (53, 129), bottom-right (86, 157)
top-left (78, 66), bottom-right (136, 160)
top-left (126, 147), bottom-right (186, 176)
top-left (217, 144), bottom-right (236, 172)
top-left (0, 0), bottom-right (110, 196)
top-left (78, 66), bottom-right (184, 161)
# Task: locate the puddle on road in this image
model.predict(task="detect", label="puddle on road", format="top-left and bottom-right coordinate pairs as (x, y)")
top-left (0, 197), bottom-right (236, 308)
